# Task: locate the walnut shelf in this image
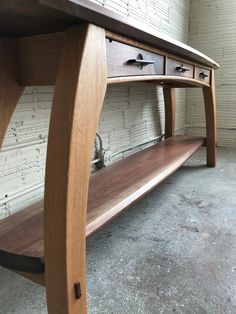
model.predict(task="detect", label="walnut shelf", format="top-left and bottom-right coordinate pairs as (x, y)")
top-left (0, 135), bottom-right (204, 274)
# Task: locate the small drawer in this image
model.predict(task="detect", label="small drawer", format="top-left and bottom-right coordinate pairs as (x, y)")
top-left (195, 67), bottom-right (210, 85)
top-left (106, 39), bottom-right (165, 77)
top-left (167, 58), bottom-right (194, 78)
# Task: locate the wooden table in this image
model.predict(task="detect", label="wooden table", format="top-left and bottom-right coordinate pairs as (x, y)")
top-left (0, 1), bottom-right (219, 313)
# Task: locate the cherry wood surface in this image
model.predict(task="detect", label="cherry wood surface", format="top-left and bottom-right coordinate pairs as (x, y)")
top-left (203, 69), bottom-right (217, 167)
top-left (0, 0), bottom-right (219, 69)
top-left (163, 88), bottom-right (176, 139)
top-left (0, 201), bottom-right (43, 257)
top-left (17, 32), bottom-right (64, 86)
top-left (0, 0), bottom-right (79, 37)
top-left (107, 75), bottom-right (210, 87)
top-left (106, 39), bottom-right (165, 77)
top-left (195, 66), bottom-right (210, 85)
top-left (86, 135), bottom-right (204, 235)
top-left (0, 2), bottom-right (218, 312)
top-left (167, 58), bottom-right (194, 79)
top-left (0, 135), bottom-right (204, 273)
top-left (0, 39), bottom-right (24, 148)
top-left (43, 24), bottom-right (107, 313)
top-left (16, 30), bottom-right (213, 87)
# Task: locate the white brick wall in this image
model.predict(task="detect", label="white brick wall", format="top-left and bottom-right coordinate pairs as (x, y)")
top-left (187, 0), bottom-right (236, 147)
top-left (0, 87), bottom-right (50, 218)
top-left (0, 0), bottom-right (190, 218)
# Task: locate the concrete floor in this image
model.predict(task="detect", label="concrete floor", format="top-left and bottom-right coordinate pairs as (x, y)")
top-left (0, 147), bottom-right (236, 314)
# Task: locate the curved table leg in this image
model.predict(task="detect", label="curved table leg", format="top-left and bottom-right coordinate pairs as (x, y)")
top-left (203, 69), bottom-right (216, 167)
top-left (0, 38), bottom-right (24, 148)
top-left (1, 39), bottom-right (45, 286)
top-left (44, 24), bottom-right (107, 314)
top-left (163, 87), bottom-right (176, 139)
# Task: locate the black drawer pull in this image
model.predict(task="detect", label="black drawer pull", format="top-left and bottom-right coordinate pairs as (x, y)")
top-left (176, 64), bottom-right (190, 73)
top-left (200, 72), bottom-right (209, 78)
top-left (127, 59), bottom-right (155, 66)
top-left (127, 53), bottom-right (155, 70)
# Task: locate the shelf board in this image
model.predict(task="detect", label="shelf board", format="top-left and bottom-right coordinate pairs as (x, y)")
top-left (0, 134), bottom-right (204, 274)
top-left (107, 75), bottom-right (210, 88)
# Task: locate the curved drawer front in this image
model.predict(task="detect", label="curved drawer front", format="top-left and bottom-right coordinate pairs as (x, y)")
top-left (106, 39), bottom-right (165, 77)
top-left (195, 66), bottom-right (210, 85)
top-left (167, 58), bottom-right (194, 78)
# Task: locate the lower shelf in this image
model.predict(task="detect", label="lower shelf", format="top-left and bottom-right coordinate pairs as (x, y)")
top-left (0, 134), bottom-right (204, 274)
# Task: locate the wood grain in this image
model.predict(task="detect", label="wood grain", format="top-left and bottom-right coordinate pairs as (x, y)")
top-left (0, 38), bottom-right (24, 148)
top-left (0, 135), bottom-right (204, 274)
top-left (0, 200), bottom-right (43, 257)
top-left (39, 0), bottom-right (219, 69)
top-left (0, 2), bottom-right (218, 312)
top-left (0, 0), bottom-right (78, 37)
top-left (86, 135), bottom-right (204, 235)
top-left (17, 32), bottom-right (64, 85)
top-left (203, 69), bottom-right (217, 167)
top-left (106, 39), bottom-right (164, 77)
top-left (163, 88), bottom-right (176, 139)
top-left (107, 75), bottom-right (210, 87)
top-left (0, 0), bottom-right (219, 68)
top-left (195, 66), bottom-right (210, 85)
top-left (167, 58), bottom-right (194, 78)
top-left (16, 31), bottom-right (212, 86)
top-left (44, 24), bottom-right (107, 314)
top-left (105, 31), bottom-right (215, 71)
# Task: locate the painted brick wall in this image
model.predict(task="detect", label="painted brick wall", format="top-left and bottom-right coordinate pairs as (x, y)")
top-left (187, 0), bottom-right (236, 147)
top-left (0, 0), bottom-right (190, 218)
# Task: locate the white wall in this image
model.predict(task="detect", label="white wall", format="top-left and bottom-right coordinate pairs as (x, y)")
top-left (0, 0), bottom-right (190, 218)
top-left (187, 0), bottom-right (236, 147)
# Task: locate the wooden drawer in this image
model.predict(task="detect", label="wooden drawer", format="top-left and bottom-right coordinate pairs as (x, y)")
top-left (106, 39), bottom-right (165, 77)
top-left (167, 58), bottom-right (194, 78)
top-left (195, 66), bottom-right (210, 85)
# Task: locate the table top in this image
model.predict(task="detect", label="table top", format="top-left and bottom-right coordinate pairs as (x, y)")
top-left (0, 0), bottom-right (219, 69)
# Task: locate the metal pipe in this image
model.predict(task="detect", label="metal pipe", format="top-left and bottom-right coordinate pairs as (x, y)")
top-left (112, 134), bottom-right (164, 157)
top-left (91, 158), bottom-right (101, 165)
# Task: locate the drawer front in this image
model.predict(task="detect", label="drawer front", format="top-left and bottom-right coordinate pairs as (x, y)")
top-left (195, 66), bottom-right (210, 84)
top-left (106, 39), bottom-right (165, 77)
top-left (167, 58), bottom-right (194, 78)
